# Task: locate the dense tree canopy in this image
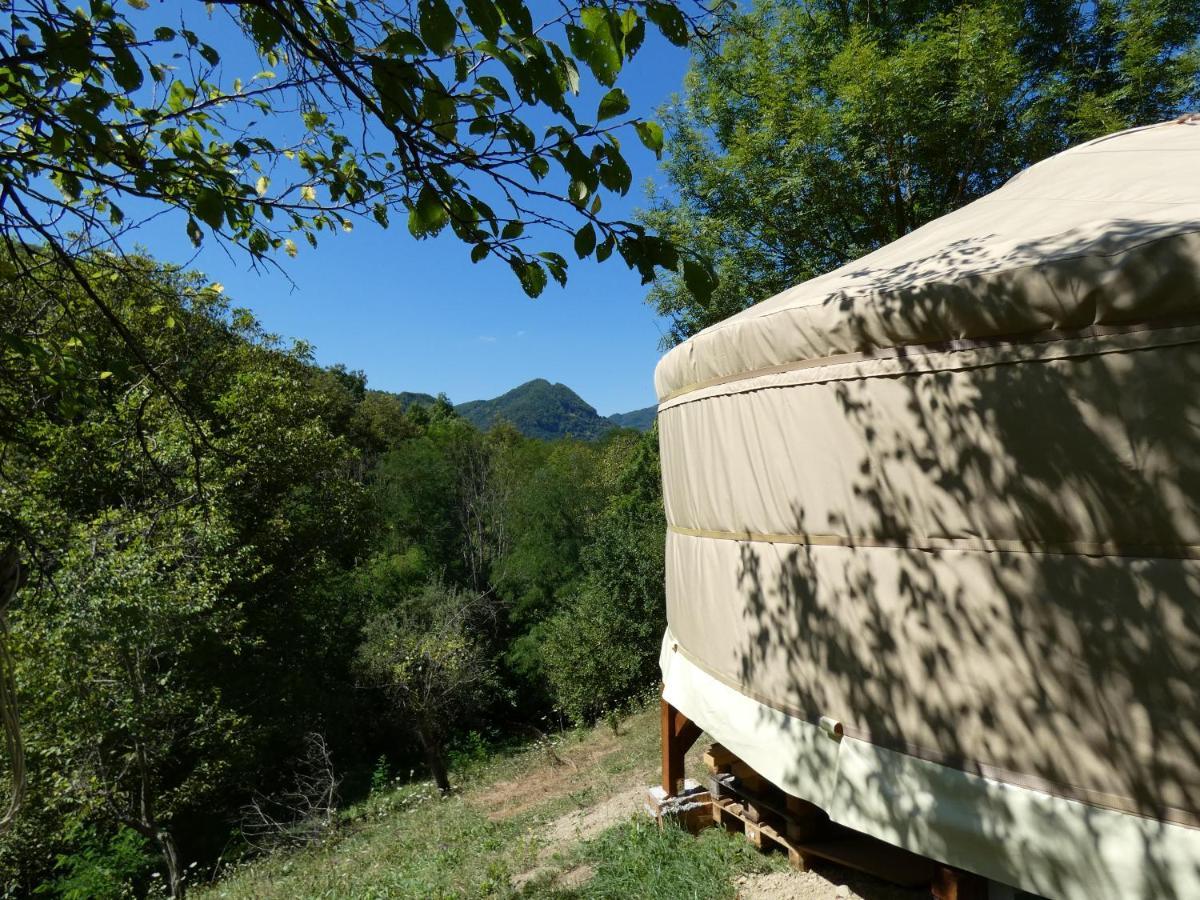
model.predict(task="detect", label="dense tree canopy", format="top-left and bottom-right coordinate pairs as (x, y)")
top-left (1, 252), bottom-right (376, 894)
top-left (643, 0), bottom-right (1200, 340)
top-left (0, 249), bottom-right (668, 895)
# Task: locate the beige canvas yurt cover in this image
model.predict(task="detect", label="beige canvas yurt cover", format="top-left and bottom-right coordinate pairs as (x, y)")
top-left (656, 119), bottom-right (1200, 900)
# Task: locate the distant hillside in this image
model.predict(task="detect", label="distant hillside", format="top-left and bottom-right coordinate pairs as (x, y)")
top-left (456, 379), bottom-right (617, 441)
top-left (379, 382), bottom-right (655, 439)
top-left (607, 405), bottom-right (656, 432)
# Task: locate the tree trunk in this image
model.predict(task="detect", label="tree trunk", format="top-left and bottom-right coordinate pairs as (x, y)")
top-left (156, 828), bottom-right (184, 898)
top-left (416, 723), bottom-right (451, 795)
top-left (0, 547), bottom-right (26, 834)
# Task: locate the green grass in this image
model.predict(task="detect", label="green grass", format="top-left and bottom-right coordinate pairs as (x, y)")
top-left (198, 704), bottom-right (782, 899)
top-left (201, 786), bottom-right (534, 899)
top-left (542, 816), bottom-right (783, 899)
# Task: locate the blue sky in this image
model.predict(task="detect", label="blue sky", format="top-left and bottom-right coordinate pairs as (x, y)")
top-left (133, 6), bottom-right (694, 416)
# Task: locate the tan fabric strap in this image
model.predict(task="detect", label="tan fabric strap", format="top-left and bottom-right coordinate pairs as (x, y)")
top-left (668, 525), bottom-right (1200, 561)
top-left (658, 317), bottom-right (1200, 405)
top-left (665, 638), bottom-right (1200, 829)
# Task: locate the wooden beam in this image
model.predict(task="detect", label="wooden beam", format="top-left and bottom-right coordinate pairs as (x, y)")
top-left (931, 866), bottom-right (988, 900)
top-left (661, 698), bottom-right (702, 796)
top-left (702, 743), bottom-right (736, 775)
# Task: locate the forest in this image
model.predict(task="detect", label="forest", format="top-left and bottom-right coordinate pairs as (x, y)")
top-left (2, 250), bottom-right (666, 894)
top-left (3, 0), bottom-right (1200, 895)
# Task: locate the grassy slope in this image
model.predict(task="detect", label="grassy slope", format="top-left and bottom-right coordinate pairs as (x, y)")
top-left (199, 704), bottom-right (786, 899)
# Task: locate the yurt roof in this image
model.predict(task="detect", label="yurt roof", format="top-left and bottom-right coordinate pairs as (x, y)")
top-left (655, 118), bottom-right (1200, 403)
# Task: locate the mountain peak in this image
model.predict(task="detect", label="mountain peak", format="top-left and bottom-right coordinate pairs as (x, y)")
top-left (455, 380), bottom-right (651, 440)
top-left (389, 381), bottom-right (654, 440)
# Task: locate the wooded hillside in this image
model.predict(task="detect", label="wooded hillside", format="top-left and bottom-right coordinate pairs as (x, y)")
top-left (0, 253), bottom-right (666, 895)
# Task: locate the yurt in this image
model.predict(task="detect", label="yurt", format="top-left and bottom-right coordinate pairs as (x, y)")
top-left (655, 118), bottom-right (1200, 900)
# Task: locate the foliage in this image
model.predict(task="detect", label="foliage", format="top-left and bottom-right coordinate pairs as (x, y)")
top-left (0, 258), bottom-right (676, 893)
top-left (542, 430), bottom-right (667, 725)
top-left (17, 512), bottom-right (245, 896)
top-left (644, 0), bottom-right (1200, 340)
top-left (369, 757), bottom-right (392, 798)
top-left (0, 251), bottom-right (378, 895)
top-left (38, 825), bottom-right (155, 900)
top-left (355, 580), bottom-right (500, 793)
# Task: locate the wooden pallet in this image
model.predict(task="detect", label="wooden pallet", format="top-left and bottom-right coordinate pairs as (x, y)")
top-left (702, 741), bottom-right (987, 899)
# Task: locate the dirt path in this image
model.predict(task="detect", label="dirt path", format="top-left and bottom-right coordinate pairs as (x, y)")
top-left (735, 869), bottom-right (928, 900)
top-left (510, 785), bottom-right (648, 890)
top-left (488, 714), bottom-right (931, 899)
top-left (507, 779), bottom-right (929, 899)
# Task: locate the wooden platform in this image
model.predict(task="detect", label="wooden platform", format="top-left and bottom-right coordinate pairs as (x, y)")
top-left (707, 759), bottom-right (938, 888)
top-left (654, 716), bottom-right (989, 900)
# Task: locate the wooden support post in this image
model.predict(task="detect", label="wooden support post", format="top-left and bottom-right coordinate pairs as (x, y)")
top-left (931, 866), bottom-right (988, 900)
top-left (661, 698), bottom-right (702, 796)
top-left (702, 743), bottom-right (736, 775)
top-left (784, 794), bottom-right (827, 843)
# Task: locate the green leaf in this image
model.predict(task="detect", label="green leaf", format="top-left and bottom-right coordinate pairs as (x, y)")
top-left (622, 13), bottom-right (646, 58)
top-left (573, 223), bottom-right (596, 259)
top-left (464, 0), bottom-right (502, 42)
top-left (166, 80), bottom-right (192, 114)
top-left (540, 251), bottom-right (568, 286)
top-left (382, 29), bottom-right (425, 57)
top-left (111, 47), bottom-right (143, 92)
top-left (562, 58), bottom-right (580, 96)
top-left (186, 217), bottom-right (203, 246)
top-left (598, 155), bottom-right (631, 194)
top-left (634, 121), bottom-right (664, 158)
top-left (371, 59), bottom-right (417, 122)
top-left (645, 236), bottom-right (678, 270)
top-left (194, 188), bottom-right (225, 230)
top-left (471, 243), bottom-right (489, 262)
top-left (421, 87), bottom-right (458, 141)
top-left (418, 0), bottom-right (457, 55)
top-left (646, 1), bottom-right (688, 47)
top-left (476, 75), bottom-right (510, 101)
top-left (408, 184), bottom-right (449, 237)
top-left (682, 259), bottom-right (718, 301)
top-left (567, 9), bottom-right (623, 86)
top-left (596, 88), bottom-right (629, 121)
top-left (511, 259), bottom-right (547, 297)
top-left (501, 220), bottom-right (524, 239)
top-left (495, 0), bottom-right (533, 36)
